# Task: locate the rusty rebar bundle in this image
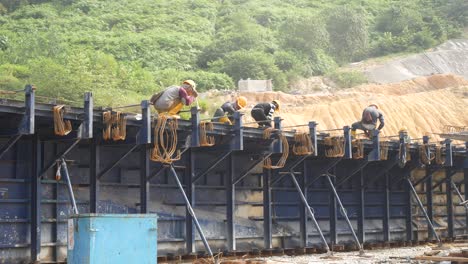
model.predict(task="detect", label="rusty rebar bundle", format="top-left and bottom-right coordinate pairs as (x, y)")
top-left (199, 121), bottom-right (215, 147)
top-left (53, 105), bottom-right (72, 136)
top-left (151, 115), bottom-right (181, 164)
top-left (102, 111), bottom-right (127, 141)
top-left (263, 128), bottom-right (289, 169)
top-left (324, 136), bottom-right (345, 158)
top-left (292, 132), bottom-right (314, 156)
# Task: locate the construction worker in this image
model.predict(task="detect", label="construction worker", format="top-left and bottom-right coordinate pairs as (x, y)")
top-left (399, 127), bottom-right (411, 143)
top-left (150, 80), bottom-right (198, 116)
top-left (212, 96), bottom-right (247, 125)
top-left (351, 104), bottom-right (384, 138)
top-left (250, 100), bottom-right (280, 128)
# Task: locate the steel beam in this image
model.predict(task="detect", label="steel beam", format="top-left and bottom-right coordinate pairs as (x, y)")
top-left (426, 166), bottom-right (434, 239)
top-left (231, 112), bottom-right (243, 150)
top-left (90, 139), bottom-right (99, 213)
top-left (138, 100), bottom-right (151, 145)
top-left (185, 149), bottom-right (195, 253)
top-left (309, 121), bottom-right (318, 156)
top-left (465, 145), bottom-right (468, 233)
top-left (405, 169), bottom-right (413, 242)
top-left (368, 130), bottom-right (380, 161)
top-left (31, 134), bottom-right (41, 262)
top-left (263, 168), bottom-right (272, 249)
top-left (19, 84), bottom-right (35, 135)
top-left (326, 174), bottom-right (363, 253)
top-left (191, 107), bottom-right (200, 147)
top-left (192, 151), bottom-right (231, 183)
top-left (299, 160), bottom-right (308, 247)
top-left (97, 145), bottom-right (138, 179)
top-left (82, 92), bottom-right (93, 139)
top-left (140, 145), bottom-right (150, 213)
top-left (383, 172), bottom-right (390, 242)
top-left (358, 169), bottom-right (365, 243)
top-left (344, 126), bottom-right (352, 159)
top-left (446, 167), bottom-right (454, 239)
top-left (226, 154), bottom-right (235, 251)
top-left (169, 165), bottom-right (213, 257)
top-left (329, 170), bottom-right (338, 245)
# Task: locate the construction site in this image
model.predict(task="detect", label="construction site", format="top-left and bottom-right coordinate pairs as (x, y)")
top-left (0, 40), bottom-right (467, 264)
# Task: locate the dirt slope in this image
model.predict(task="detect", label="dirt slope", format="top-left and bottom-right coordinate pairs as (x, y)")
top-left (208, 74), bottom-right (467, 140)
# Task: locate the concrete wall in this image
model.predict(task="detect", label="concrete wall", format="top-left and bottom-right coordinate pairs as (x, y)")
top-left (238, 79), bottom-right (273, 92)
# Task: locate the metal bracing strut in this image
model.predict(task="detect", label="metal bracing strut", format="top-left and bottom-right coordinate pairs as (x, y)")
top-left (289, 172), bottom-right (330, 253)
top-left (60, 158), bottom-right (78, 214)
top-left (405, 178), bottom-right (441, 245)
top-left (451, 181), bottom-right (468, 208)
top-left (168, 165), bottom-right (213, 257)
top-left (325, 174), bottom-right (364, 254)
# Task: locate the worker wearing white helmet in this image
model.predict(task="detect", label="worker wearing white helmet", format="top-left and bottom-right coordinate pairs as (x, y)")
top-left (212, 96), bottom-right (248, 125)
top-left (150, 80), bottom-right (198, 116)
top-left (351, 104), bottom-right (385, 138)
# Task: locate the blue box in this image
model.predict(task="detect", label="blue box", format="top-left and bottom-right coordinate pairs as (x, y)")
top-left (67, 214), bottom-right (158, 264)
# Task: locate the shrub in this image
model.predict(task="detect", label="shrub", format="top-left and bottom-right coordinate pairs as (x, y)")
top-left (326, 70), bottom-right (368, 88)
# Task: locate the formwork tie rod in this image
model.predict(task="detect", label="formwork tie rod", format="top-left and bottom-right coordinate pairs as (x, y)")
top-left (168, 165), bottom-right (213, 258)
top-left (325, 174), bottom-right (364, 255)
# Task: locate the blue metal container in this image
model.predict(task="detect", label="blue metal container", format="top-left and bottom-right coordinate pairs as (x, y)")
top-left (67, 214), bottom-right (158, 264)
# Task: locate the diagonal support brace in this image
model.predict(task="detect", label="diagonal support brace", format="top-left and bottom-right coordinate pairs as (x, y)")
top-left (325, 174), bottom-right (364, 254)
top-left (98, 145), bottom-right (139, 180)
top-left (233, 153), bottom-right (272, 185)
top-left (289, 172), bottom-right (330, 253)
top-left (406, 178), bottom-right (441, 245)
top-left (169, 165), bottom-right (213, 257)
top-left (0, 134), bottom-right (22, 160)
top-left (39, 139), bottom-right (81, 178)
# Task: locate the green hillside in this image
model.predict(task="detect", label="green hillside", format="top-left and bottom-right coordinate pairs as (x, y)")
top-left (0, 0), bottom-right (466, 106)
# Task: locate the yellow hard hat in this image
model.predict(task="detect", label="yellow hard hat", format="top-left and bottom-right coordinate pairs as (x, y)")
top-left (236, 96), bottom-right (247, 109)
top-left (272, 100), bottom-right (280, 112)
top-left (183, 80), bottom-right (196, 89)
top-left (399, 126), bottom-right (408, 132)
top-left (369, 103), bottom-right (379, 109)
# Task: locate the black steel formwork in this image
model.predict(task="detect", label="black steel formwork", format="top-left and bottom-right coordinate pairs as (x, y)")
top-left (0, 88), bottom-right (467, 263)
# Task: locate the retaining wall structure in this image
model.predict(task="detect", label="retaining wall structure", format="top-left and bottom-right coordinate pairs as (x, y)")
top-left (0, 87), bottom-right (466, 263)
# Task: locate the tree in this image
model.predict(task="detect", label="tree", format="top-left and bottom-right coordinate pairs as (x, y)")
top-left (325, 6), bottom-right (369, 63)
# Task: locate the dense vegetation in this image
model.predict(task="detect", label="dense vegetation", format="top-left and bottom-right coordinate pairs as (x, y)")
top-left (0, 0), bottom-right (466, 105)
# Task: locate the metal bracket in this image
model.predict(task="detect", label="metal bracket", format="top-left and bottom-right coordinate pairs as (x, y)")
top-left (343, 126), bottom-right (352, 159)
top-left (444, 139), bottom-right (453, 167)
top-left (271, 116), bottom-right (282, 153)
top-left (80, 92), bottom-right (93, 139)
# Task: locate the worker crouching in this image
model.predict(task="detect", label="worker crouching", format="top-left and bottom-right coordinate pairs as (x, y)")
top-left (150, 80), bottom-right (198, 116)
top-left (351, 104), bottom-right (384, 138)
top-left (212, 96), bottom-right (247, 125)
top-left (250, 100), bottom-right (280, 128)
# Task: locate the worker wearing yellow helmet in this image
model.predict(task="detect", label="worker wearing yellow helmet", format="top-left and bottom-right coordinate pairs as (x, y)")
top-left (212, 96), bottom-right (248, 125)
top-left (351, 104), bottom-right (384, 138)
top-left (250, 100), bottom-right (280, 128)
top-left (149, 80), bottom-right (198, 116)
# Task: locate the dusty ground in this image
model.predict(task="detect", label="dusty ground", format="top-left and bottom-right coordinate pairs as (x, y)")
top-left (207, 243), bottom-right (468, 264)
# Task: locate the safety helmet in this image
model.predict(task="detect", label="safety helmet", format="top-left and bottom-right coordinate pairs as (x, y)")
top-left (236, 96), bottom-right (247, 109)
top-left (272, 100), bottom-right (280, 112)
top-left (183, 80), bottom-right (197, 89)
top-left (369, 104), bottom-right (379, 109)
top-left (399, 126), bottom-right (408, 132)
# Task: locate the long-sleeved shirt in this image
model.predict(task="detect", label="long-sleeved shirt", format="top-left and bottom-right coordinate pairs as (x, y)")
top-left (252, 102), bottom-right (276, 120)
top-left (152, 85), bottom-right (195, 111)
top-left (361, 106), bottom-right (385, 130)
